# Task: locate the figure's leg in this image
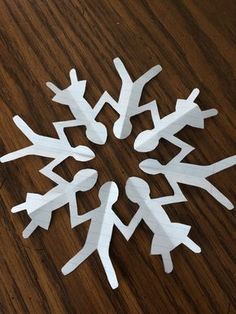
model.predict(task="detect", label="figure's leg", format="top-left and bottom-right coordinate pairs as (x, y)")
top-left (98, 250), bottom-right (119, 289)
top-left (137, 64), bottom-right (162, 85)
top-left (22, 220), bottom-right (38, 238)
top-left (161, 251), bottom-right (173, 274)
top-left (1, 146), bottom-right (34, 163)
top-left (182, 237), bottom-right (201, 253)
top-left (210, 156), bottom-right (236, 175)
top-left (93, 91), bottom-right (118, 118)
top-left (62, 245), bottom-right (95, 275)
top-left (13, 115), bottom-right (40, 142)
top-left (201, 180), bottom-right (234, 210)
top-left (113, 58), bottom-right (132, 82)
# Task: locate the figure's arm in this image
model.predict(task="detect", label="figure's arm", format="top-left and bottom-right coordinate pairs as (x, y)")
top-left (53, 120), bottom-right (84, 144)
top-left (39, 156), bottom-right (68, 185)
top-left (167, 136), bottom-right (194, 164)
top-left (72, 208), bottom-right (97, 228)
top-left (157, 180), bottom-right (187, 206)
top-left (136, 100), bottom-right (160, 127)
top-left (114, 209), bottom-right (143, 240)
top-left (11, 201), bottom-right (27, 213)
top-left (68, 194), bottom-right (79, 228)
top-left (46, 81), bottom-right (62, 94)
top-left (93, 91), bottom-right (118, 118)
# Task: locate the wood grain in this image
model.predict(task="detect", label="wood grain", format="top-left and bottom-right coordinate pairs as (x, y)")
top-left (0, 0), bottom-right (235, 313)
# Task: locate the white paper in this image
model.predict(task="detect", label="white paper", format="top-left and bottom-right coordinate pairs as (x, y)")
top-left (1, 57), bottom-right (235, 290)
top-left (139, 149), bottom-right (236, 210)
top-left (62, 181), bottom-right (131, 289)
top-left (134, 89), bottom-right (218, 152)
top-left (0, 115), bottom-right (95, 167)
top-left (11, 168), bottom-right (98, 238)
top-left (46, 69), bottom-right (108, 145)
top-left (47, 58), bottom-right (162, 141)
top-left (125, 177), bottom-right (201, 273)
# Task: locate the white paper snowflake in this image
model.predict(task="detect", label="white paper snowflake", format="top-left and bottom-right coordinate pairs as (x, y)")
top-left (1, 58), bottom-right (235, 289)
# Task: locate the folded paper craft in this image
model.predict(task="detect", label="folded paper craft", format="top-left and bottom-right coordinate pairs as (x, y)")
top-left (1, 57), bottom-right (235, 289)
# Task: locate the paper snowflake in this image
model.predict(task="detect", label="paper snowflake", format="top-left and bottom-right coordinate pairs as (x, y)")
top-left (1, 58), bottom-right (235, 289)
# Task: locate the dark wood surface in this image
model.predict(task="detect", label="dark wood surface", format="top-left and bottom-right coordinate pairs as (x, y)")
top-left (0, 1), bottom-right (235, 313)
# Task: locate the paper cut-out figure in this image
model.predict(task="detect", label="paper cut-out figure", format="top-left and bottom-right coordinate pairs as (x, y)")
top-left (46, 69), bottom-right (107, 145)
top-left (11, 169), bottom-right (98, 238)
top-left (62, 181), bottom-right (130, 289)
top-left (125, 177), bottom-right (201, 273)
top-left (139, 148), bottom-right (236, 209)
top-left (134, 88), bottom-right (218, 152)
top-left (93, 58), bottom-right (162, 139)
top-left (0, 115), bottom-right (95, 164)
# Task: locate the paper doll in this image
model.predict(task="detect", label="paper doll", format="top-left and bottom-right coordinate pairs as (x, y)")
top-left (11, 168), bottom-right (98, 238)
top-left (0, 115), bottom-right (95, 164)
top-left (93, 57), bottom-right (162, 139)
top-left (46, 69), bottom-right (107, 144)
top-left (139, 147), bottom-right (236, 209)
top-left (134, 88), bottom-right (218, 152)
top-left (125, 177), bottom-right (201, 273)
top-left (62, 181), bottom-right (131, 289)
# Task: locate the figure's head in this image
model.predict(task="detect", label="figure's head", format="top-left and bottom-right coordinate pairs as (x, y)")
top-left (134, 129), bottom-right (159, 152)
top-left (113, 118), bottom-right (132, 139)
top-left (125, 177), bottom-right (150, 204)
top-left (72, 145), bottom-right (95, 161)
top-left (98, 181), bottom-right (119, 206)
top-left (139, 159), bottom-right (163, 175)
top-left (85, 121), bottom-right (107, 145)
top-left (73, 169), bottom-right (98, 191)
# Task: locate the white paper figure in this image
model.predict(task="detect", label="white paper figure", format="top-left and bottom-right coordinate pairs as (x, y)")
top-left (134, 88), bottom-right (218, 152)
top-left (62, 181), bottom-right (131, 289)
top-left (139, 147), bottom-right (236, 209)
top-left (93, 58), bottom-right (162, 139)
top-left (0, 115), bottom-right (95, 165)
top-left (2, 56), bottom-right (235, 289)
top-left (125, 177), bottom-right (201, 273)
top-left (46, 69), bottom-right (107, 145)
top-left (11, 169), bottom-right (98, 238)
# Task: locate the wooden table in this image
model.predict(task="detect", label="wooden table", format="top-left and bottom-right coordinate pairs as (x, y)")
top-left (0, 1), bottom-right (235, 313)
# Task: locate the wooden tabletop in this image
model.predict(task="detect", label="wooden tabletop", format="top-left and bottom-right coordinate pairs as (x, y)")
top-left (0, 1), bottom-right (235, 313)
